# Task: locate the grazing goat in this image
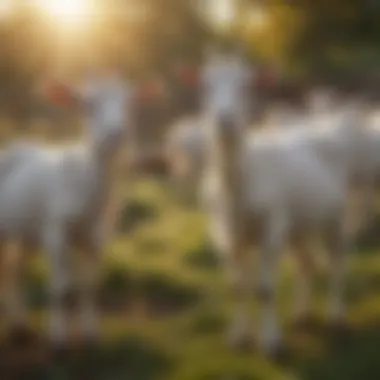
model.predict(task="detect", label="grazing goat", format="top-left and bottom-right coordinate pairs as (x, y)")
top-left (0, 69), bottom-right (131, 350)
top-left (200, 51), bottom-right (368, 356)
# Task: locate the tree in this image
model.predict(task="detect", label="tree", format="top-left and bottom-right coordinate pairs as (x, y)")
top-left (235, 0), bottom-right (380, 79)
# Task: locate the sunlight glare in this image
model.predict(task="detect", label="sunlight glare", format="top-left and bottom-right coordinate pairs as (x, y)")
top-left (247, 5), bottom-right (268, 30)
top-left (33, 0), bottom-right (91, 28)
top-left (208, 0), bottom-right (235, 30)
top-left (0, 0), bottom-right (12, 17)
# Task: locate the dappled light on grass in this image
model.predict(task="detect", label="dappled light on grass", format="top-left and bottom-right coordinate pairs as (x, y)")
top-left (354, 214), bottom-right (380, 252)
top-left (117, 198), bottom-right (159, 234)
top-left (3, 179), bottom-right (380, 379)
top-left (0, 330), bottom-right (173, 380)
top-left (184, 240), bottom-right (220, 270)
top-left (300, 328), bottom-right (380, 380)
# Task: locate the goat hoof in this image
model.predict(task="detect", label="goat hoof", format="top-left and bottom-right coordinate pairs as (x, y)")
top-left (291, 314), bottom-right (322, 333)
top-left (8, 325), bottom-right (35, 347)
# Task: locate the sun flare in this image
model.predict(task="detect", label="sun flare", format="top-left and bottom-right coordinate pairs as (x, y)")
top-left (209, 0), bottom-right (235, 29)
top-left (33, 0), bottom-right (92, 28)
top-left (0, 0), bottom-right (12, 17)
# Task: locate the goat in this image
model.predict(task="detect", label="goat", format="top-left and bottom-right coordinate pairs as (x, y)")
top-left (200, 51), bottom-right (366, 356)
top-left (164, 88), bottom-right (336, 201)
top-left (0, 68), bottom-right (132, 350)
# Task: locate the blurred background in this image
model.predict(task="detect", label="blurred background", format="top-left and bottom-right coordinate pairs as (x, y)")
top-left (3, 0), bottom-right (380, 147)
top-left (2, 0), bottom-right (380, 379)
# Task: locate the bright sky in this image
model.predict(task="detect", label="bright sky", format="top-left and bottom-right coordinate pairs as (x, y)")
top-left (0, 0), bottom-right (12, 17)
top-left (208, 0), bottom-right (235, 28)
top-left (32, 0), bottom-right (92, 28)
top-left (1, 0), bottom-right (240, 31)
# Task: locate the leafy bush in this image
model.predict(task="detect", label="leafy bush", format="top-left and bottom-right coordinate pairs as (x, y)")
top-left (96, 335), bottom-right (173, 380)
top-left (354, 215), bottom-right (380, 253)
top-left (25, 268), bottom-right (48, 309)
top-left (189, 310), bottom-right (227, 335)
top-left (117, 200), bottom-right (159, 233)
top-left (135, 236), bottom-right (167, 256)
top-left (100, 264), bottom-right (135, 311)
top-left (139, 273), bottom-right (202, 315)
top-left (185, 241), bottom-right (220, 270)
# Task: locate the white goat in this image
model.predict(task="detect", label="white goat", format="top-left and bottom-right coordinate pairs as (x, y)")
top-left (166, 91), bottom-right (378, 233)
top-left (164, 88), bottom-right (337, 200)
top-left (0, 69), bottom-right (131, 350)
top-left (200, 51), bottom-right (368, 356)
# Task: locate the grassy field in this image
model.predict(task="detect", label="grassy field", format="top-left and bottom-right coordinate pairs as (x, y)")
top-left (3, 176), bottom-right (380, 380)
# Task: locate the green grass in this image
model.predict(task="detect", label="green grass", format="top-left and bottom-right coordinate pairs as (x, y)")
top-left (8, 177), bottom-right (380, 379)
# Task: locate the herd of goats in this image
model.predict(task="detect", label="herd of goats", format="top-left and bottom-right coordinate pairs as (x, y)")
top-left (0, 49), bottom-right (380, 361)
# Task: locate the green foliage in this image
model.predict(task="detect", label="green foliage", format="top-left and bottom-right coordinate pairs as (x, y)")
top-left (184, 240), bottom-right (220, 270)
top-left (2, 0), bottom-right (380, 84)
top-left (238, 0), bottom-right (380, 77)
top-left (117, 199), bottom-right (159, 233)
top-left (301, 329), bottom-right (380, 380)
top-left (100, 262), bottom-right (135, 310)
top-left (354, 215), bottom-right (380, 252)
top-left (99, 335), bottom-right (173, 379)
top-left (0, 0), bottom-right (210, 84)
top-left (138, 272), bottom-right (202, 315)
top-left (8, 178), bottom-right (380, 380)
top-left (25, 267), bottom-right (49, 309)
top-left (134, 236), bottom-right (168, 256)
top-left (188, 309), bottom-right (227, 335)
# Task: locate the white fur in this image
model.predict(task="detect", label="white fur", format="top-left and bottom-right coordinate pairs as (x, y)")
top-left (167, 53), bottom-right (252, 202)
top-left (167, 94), bottom-right (378, 219)
top-left (0, 72), bottom-right (131, 346)
top-left (200, 53), bottom-right (366, 355)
